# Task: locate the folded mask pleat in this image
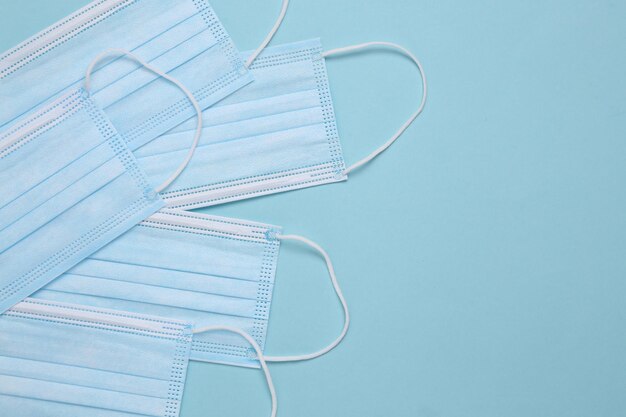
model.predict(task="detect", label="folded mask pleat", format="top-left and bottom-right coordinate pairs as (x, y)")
top-left (96, 223), bottom-right (271, 280)
top-left (144, 103), bottom-right (324, 157)
top-left (32, 290), bottom-right (259, 334)
top-left (43, 275), bottom-right (260, 318)
top-left (0, 375), bottom-right (169, 416)
top-left (0, 151), bottom-right (128, 239)
top-left (0, 356), bottom-right (170, 398)
top-left (0, 143), bottom-right (120, 230)
top-left (135, 89), bottom-right (321, 156)
top-left (0, 395), bottom-right (164, 417)
top-left (93, 29), bottom-right (218, 110)
top-left (69, 259), bottom-right (261, 296)
top-left (83, 14), bottom-right (210, 94)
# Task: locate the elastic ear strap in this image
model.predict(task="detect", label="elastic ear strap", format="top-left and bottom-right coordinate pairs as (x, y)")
top-left (263, 234), bottom-right (350, 363)
top-left (245, 0), bottom-right (290, 68)
top-left (84, 48), bottom-right (202, 193)
top-left (322, 41), bottom-right (428, 175)
top-left (192, 325), bottom-right (277, 417)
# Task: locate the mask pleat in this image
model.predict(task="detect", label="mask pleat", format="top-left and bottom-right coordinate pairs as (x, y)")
top-left (0, 158), bottom-right (126, 244)
top-left (43, 275), bottom-right (259, 318)
top-left (0, 374), bottom-right (169, 416)
top-left (162, 60), bottom-right (320, 135)
top-left (93, 29), bottom-right (217, 110)
top-left (0, 395), bottom-right (162, 417)
top-left (95, 225), bottom-right (269, 280)
top-left (140, 118), bottom-right (327, 175)
top-left (0, 143), bottom-right (119, 230)
top-left (216, 61), bottom-right (319, 107)
top-left (69, 258), bottom-right (260, 297)
top-left (0, 356), bottom-right (169, 398)
top-left (83, 14), bottom-right (210, 94)
top-left (142, 104), bottom-right (323, 159)
top-left (33, 290), bottom-right (258, 329)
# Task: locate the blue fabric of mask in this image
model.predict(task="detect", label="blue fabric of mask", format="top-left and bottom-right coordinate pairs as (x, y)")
top-left (0, 88), bottom-right (165, 314)
top-left (133, 38), bottom-right (427, 209)
top-left (134, 38), bottom-right (345, 208)
top-left (0, 0), bottom-right (253, 150)
top-left (31, 209), bottom-right (350, 368)
top-left (34, 209), bottom-right (281, 368)
top-left (0, 298), bottom-right (193, 417)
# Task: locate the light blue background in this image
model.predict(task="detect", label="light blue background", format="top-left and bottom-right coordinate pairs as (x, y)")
top-left (2, 1), bottom-right (625, 416)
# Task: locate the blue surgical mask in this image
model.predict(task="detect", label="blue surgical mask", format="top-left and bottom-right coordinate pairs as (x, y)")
top-left (0, 0), bottom-right (260, 150)
top-left (134, 38), bottom-right (427, 208)
top-left (0, 298), bottom-right (278, 417)
top-left (0, 88), bottom-right (161, 314)
top-left (32, 209), bottom-right (349, 368)
top-left (0, 298), bottom-right (193, 417)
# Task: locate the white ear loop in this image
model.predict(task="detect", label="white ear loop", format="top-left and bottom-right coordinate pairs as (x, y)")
top-left (192, 325), bottom-right (277, 417)
top-left (262, 234), bottom-right (350, 363)
top-left (322, 41), bottom-right (428, 175)
top-left (245, 0), bottom-right (290, 68)
top-left (84, 48), bottom-right (202, 193)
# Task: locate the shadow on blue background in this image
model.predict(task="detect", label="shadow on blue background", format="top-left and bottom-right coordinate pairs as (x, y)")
top-left (1, 1), bottom-right (625, 416)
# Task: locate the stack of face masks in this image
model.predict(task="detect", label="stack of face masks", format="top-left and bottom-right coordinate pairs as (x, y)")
top-left (0, 0), bottom-right (427, 416)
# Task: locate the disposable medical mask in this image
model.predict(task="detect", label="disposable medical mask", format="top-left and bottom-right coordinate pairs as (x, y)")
top-left (33, 209), bottom-right (349, 368)
top-left (134, 38), bottom-right (427, 208)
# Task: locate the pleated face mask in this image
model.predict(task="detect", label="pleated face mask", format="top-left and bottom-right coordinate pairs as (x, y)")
top-left (0, 51), bottom-right (205, 314)
top-left (0, 299), bottom-right (279, 417)
top-left (0, 299), bottom-right (193, 417)
top-left (135, 38), bottom-right (427, 209)
top-left (32, 209), bottom-right (349, 368)
top-left (0, 0), bottom-right (257, 149)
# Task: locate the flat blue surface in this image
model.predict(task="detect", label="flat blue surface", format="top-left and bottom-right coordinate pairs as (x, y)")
top-left (2, 1), bottom-right (625, 416)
